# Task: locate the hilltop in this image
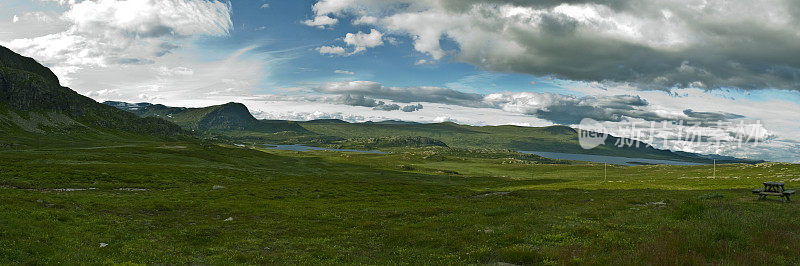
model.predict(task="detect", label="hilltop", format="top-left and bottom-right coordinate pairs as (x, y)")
top-left (104, 101), bottom-right (308, 134)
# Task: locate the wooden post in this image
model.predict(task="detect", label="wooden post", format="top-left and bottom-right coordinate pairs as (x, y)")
top-left (604, 163), bottom-right (607, 182)
top-left (713, 159), bottom-right (716, 178)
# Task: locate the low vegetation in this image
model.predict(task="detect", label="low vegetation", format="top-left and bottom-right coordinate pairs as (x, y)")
top-left (1, 141), bottom-right (798, 264)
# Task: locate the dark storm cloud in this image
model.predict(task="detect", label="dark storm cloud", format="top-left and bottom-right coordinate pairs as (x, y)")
top-left (373, 103), bottom-right (400, 111)
top-left (328, 0), bottom-right (800, 91)
top-left (683, 109), bottom-right (744, 121)
top-left (335, 94), bottom-right (384, 107)
top-left (315, 81), bottom-right (485, 106)
top-left (471, 13), bottom-right (800, 91)
top-left (401, 104), bottom-right (423, 112)
top-left (333, 93), bottom-right (423, 112)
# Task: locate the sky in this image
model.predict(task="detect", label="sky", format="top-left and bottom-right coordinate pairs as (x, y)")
top-left (1, 0), bottom-right (800, 162)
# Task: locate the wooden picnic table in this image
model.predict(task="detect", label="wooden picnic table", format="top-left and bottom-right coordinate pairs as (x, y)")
top-left (752, 182), bottom-right (795, 202)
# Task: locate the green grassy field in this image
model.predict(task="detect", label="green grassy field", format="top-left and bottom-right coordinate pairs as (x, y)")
top-left (1, 141), bottom-right (798, 264)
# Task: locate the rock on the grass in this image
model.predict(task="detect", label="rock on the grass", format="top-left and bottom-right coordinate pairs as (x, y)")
top-left (99, 243), bottom-right (108, 248)
top-left (224, 217), bottom-right (234, 222)
top-left (471, 191), bottom-right (510, 198)
top-left (118, 188), bottom-right (147, 191)
top-left (212, 185), bottom-right (226, 190)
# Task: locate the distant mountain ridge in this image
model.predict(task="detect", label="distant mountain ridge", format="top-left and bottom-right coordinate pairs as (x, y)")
top-left (104, 101), bottom-right (308, 133)
top-left (106, 100), bottom-right (761, 164)
top-left (301, 119), bottom-right (350, 124)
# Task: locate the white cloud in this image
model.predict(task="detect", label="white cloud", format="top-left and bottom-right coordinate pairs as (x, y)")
top-left (86, 88), bottom-right (119, 98)
top-left (261, 3), bottom-right (269, 8)
top-left (316, 45), bottom-right (346, 56)
top-left (334, 69), bottom-right (354, 75)
top-left (343, 29), bottom-right (383, 54)
top-left (138, 93), bottom-right (160, 101)
top-left (38, 0), bottom-right (75, 5)
top-left (433, 116), bottom-right (458, 123)
top-left (352, 16), bottom-right (377, 25)
top-left (381, 8), bottom-right (460, 60)
top-left (64, 45), bottom-right (266, 103)
top-left (257, 110), bottom-right (369, 123)
top-left (64, 0), bottom-right (231, 37)
top-left (0, 0), bottom-right (267, 106)
top-left (414, 59), bottom-right (431, 65)
top-left (0, 11), bottom-right (70, 40)
top-left (309, 0), bottom-right (356, 17)
top-left (385, 37), bottom-right (399, 45)
top-left (20, 12), bottom-right (54, 23)
top-left (245, 97), bottom-right (552, 126)
top-left (156, 66), bottom-right (194, 76)
top-left (301, 15), bottom-right (337, 29)
top-left (314, 29), bottom-right (384, 56)
top-left (1, 0), bottom-right (233, 86)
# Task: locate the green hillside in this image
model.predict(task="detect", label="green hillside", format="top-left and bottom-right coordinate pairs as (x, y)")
top-left (0, 46), bottom-right (186, 148)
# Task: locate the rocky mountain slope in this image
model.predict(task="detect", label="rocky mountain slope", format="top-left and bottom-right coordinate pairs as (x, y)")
top-left (0, 45), bottom-right (186, 147)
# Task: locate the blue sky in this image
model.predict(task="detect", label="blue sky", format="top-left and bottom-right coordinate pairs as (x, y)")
top-left (207, 0), bottom-right (550, 95)
top-left (1, 0), bottom-right (800, 162)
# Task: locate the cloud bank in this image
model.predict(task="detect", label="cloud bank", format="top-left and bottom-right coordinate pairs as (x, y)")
top-left (306, 0), bottom-right (800, 91)
top-left (2, 0), bottom-right (233, 85)
top-left (315, 81), bottom-right (485, 107)
top-left (313, 80), bottom-right (748, 124)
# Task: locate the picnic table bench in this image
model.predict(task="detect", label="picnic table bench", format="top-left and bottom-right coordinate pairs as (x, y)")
top-left (752, 182), bottom-right (794, 202)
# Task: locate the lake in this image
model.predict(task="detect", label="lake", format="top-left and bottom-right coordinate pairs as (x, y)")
top-left (518, 150), bottom-right (706, 166)
top-left (264, 144), bottom-right (386, 154)
top-left (264, 144), bottom-right (702, 166)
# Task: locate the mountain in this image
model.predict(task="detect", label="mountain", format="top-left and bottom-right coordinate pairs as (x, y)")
top-left (0, 45), bottom-right (186, 147)
top-left (108, 98), bottom-right (760, 163)
top-left (301, 119), bottom-right (350, 124)
top-left (364, 120), bottom-right (422, 125)
top-left (105, 101), bottom-right (308, 133)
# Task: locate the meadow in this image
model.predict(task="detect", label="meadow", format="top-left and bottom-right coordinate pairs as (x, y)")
top-left (1, 141), bottom-right (798, 264)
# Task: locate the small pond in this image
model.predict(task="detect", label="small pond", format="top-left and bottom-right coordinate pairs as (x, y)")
top-left (264, 144), bottom-right (386, 154)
